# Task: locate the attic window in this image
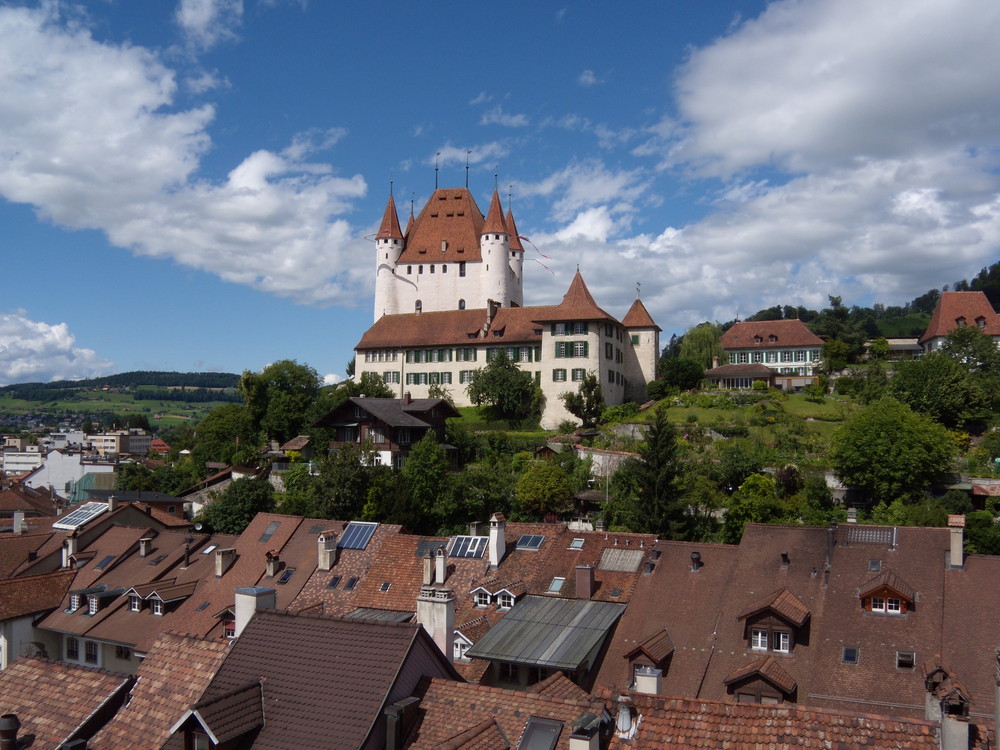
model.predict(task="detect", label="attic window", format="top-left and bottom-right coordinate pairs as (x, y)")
top-left (327, 575), bottom-right (342, 589)
top-left (345, 577), bottom-right (359, 591)
top-left (88, 597), bottom-right (99, 616)
top-left (151, 600), bottom-right (165, 616)
top-left (475, 591), bottom-right (490, 607)
top-left (201, 545), bottom-right (218, 555)
top-left (277, 568), bottom-right (296, 585)
top-left (195, 601), bottom-right (211, 612)
top-left (977, 317), bottom-right (986, 328)
top-left (129, 595), bottom-right (142, 612)
top-left (94, 555), bottom-right (115, 570)
top-left (768, 335), bottom-right (778, 342)
top-left (569, 538), bottom-right (585, 550)
top-left (842, 646), bottom-right (859, 665)
top-left (520, 718), bottom-right (563, 750)
top-left (259, 521), bottom-right (281, 543)
top-left (897, 651), bottom-right (915, 670)
top-left (498, 592), bottom-right (514, 610)
top-left (868, 559), bottom-right (881, 573)
top-left (516, 534), bottom-right (545, 550)
top-left (149, 554), bottom-right (167, 566)
top-left (69, 594), bottom-right (81, 612)
top-left (379, 582), bottom-right (391, 592)
top-left (547, 577), bottom-right (565, 593)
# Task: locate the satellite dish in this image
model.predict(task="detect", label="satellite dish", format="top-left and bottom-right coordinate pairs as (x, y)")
top-left (194, 523), bottom-right (203, 531)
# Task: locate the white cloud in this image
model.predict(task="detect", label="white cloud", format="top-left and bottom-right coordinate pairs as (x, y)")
top-left (479, 106), bottom-right (530, 128)
top-left (517, 160), bottom-right (651, 224)
top-left (0, 312), bottom-right (112, 385)
top-left (434, 142), bottom-right (509, 168)
top-left (322, 373), bottom-right (342, 386)
top-left (469, 92), bottom-right (492, 106)
top-left (0, 5), bottom-right (370, 307)
top-left (577, 69), bottom-right (599, 87)
top-left (175, 0), bottom-right (243, 50)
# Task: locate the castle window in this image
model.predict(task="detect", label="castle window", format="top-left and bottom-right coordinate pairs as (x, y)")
top-left (571, 369), bottom-right (585, 381)
top-left (418, 265), bottom-right (423, 274)
top-left (631, 334), bottom-right (639, 345)
top-left (430, 265), bottom-right (435, 273)
top-left (407, 266), bottom-right (412, 275)
top-left (459, 261), bottom-right (466, 277)
top-left (458, 299), bottom-right (466, 310)
top-left (415, 300), bottom-right (422, 314)
top-left (553, 369), bottom-right (567, 382)
top-left (442, 264), bottom-right (447, 273)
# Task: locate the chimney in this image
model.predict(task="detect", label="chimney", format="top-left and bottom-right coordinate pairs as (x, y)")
top-left (0, 714), bottom-right (20, 750)
top-left (711, 355), bottom-right (720, 369)
top-left (403, 391), bottom-right (412, 406)
top-left (948, 515), bottom-right (965, 569)
top-left (234, 586), bottom-right (277, 638)
top-left (633, 666), bottom-right (663, 695)
top-left (690, 551), bottom-right (701, 572)
top-left (62, 532), bottom-right (79, 569)
top-left (575, 565), bottom-right (595, 599)
top-left (12, 511), bottom-right (24, 535)
top-left (940, 714), bottom-right (970, 750)
top-left (384, 696), bottom-right (420, 750)
top-left (266, 550), bottom-right (280, 578)
top-left (422, 549), bottom-right (434, 586)
top-left (468, 520), bottom-right (482, 536)
top-left (416, 585), bottom-right (455, 661)
top-left (488, 513), bottom-right (506, 568)
top-left (568, 715), bottom-right (601, 750)
top-left (435, 546), bottom-right (447, 584)
top-left (214, 548), bottom-right (237, 577)
top-left (139, 537), bottom-right (152, 558)
top-left (317, 531), bottom-right (338, 571)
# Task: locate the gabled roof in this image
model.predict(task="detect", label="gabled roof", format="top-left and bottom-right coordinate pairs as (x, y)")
top-left (720, 319), bottom-right (824, 349)
top-left (737, 587), bottom-right (810, 627)
top-left (191, 610), bottom-right (458, 749)
top-left (0, 658), bottom-right (133, 749)
top-left (624, 627), bottom-right (674, 664)
top-left (172, 681), bottom-right (264, 745)
top-left (621, 297), bottom-right (660, 331)
top-left (532, 271), bottom-right (615, 323)
top-left (859, 570), bottom-right (916, 602)
top-left (919, 291), bottom-right (1000, 343)
top-left (313, 396), bottom-right (459, 430)
top-left (723, 654), bottom-right (797, 694)
top-left (397, 188), bottom-right (486, 264)
top-left (376, 194), bottom-right (403, 241)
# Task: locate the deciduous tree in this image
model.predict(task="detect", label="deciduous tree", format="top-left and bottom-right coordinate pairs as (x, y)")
top-left (198, 478), bottom-right (275, 534)
top-left (560, 371), bottom-right (604, 427)
top-left (466, 350), bottom-right (535, 422)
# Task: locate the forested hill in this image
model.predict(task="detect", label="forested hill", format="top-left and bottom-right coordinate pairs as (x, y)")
top-left (0, 371), bottom-right (240, 393)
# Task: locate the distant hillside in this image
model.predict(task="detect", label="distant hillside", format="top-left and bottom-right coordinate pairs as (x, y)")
top-left (0, 370), bottom-right (240, 394)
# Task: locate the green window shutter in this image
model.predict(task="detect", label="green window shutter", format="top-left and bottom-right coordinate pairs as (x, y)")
top-left (583, 342), bottom-right (589, 357)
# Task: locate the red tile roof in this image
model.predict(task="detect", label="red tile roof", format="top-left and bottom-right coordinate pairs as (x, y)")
top-left (89, 632), bottom-right (229, 750)
top-left (723, 654), bottom-right (797, 694)
top-left (531, 271), bottom-right (614, 323)
top-left (919, 291), bottom-right (1000, 343)
top-left (720, 319), bottom-right (824, 349)
top-left (398, 188), bottom-right (486, 264)
top-left (481, 189), bottom-right (507, 235)
top-left (621, 297), bottom-right (660, 330)
top-left (505, 209), bottom-right (523, 252)
top-left (376, 194), bottom-right (403, 240)
top-left (737, 587), bottom-right (810, 627)
top-left (0, 569), bottom-right (74, 620)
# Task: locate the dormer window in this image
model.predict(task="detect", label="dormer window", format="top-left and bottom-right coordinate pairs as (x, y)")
top-left (956, 316), bottom-right (967, 327)
top-left (860, 571), bottom-right (914, 615)
top-left (129, 595), bottom-right (142, 612)
top-left (475, 591), bottom-right (491, 608)
top-left (69, 594), bottom-right (81, 612)
top-left (976, 316), bottom-right (987, 329)
top-left (738, 588), bottom-right (809, 655)
top-left (498, 592), bottom-right (514, 610)
top-left (151, 599), bottom-right (165, 616)
top-left (87, 596), bottom-right (99, 616)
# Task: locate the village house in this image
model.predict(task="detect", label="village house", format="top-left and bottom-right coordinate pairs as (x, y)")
top-left (712, 318), bottom-right (824, 389)
top-left (920, 290), bottom-right (1000, 352)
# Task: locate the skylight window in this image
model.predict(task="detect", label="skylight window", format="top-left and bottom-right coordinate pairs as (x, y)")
top-left (450, 535), bottom-right (488, 558)
top-left (338, 521), bottom-right (378, 550)
top-left (327, 575), bottom-right (342, 589)
top-left (195, 601), bottom-right (211, 612)
top-left (276, 568), bottom-right (296, 585)
top-left (379, 582), bottom-right (391, 592)
top-left (569, 538), bottom-right (585, 550)
top-left (148, 554), bottom-right (167, 566)
top-left (516, 534), bottom-right (544, 551)
top-left (201, 545), bottom-right (218, 555)
top-left (259, 521), bottom-right (281, 543)
top-left (842, 646), bottom-right (859, 665)
top-left (345, 577), bottom-right (359, 591)
top-left (94, 555), bottom-right (115, 570)
top-left (54, 502), bottom-right (108, 531)
top-left (547, 577), bottom-right (565, 593)
top-left (868, 559), bottom-right (881, 573)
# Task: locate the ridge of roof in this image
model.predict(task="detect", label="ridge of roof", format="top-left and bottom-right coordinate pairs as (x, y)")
top-left (532, 271), bottom-right (614, 322)
top-left (376, 194), bottom-right (403, 240)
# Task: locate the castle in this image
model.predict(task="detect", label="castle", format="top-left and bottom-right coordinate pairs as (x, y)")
top-left (356, 186), bottom-right (659, 428)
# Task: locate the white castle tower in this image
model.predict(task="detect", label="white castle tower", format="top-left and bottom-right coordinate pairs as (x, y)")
top-left (372, 187), bottom-right (524, 322)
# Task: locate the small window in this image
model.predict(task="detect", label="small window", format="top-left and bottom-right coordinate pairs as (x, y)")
top-left (773, 631), bottom-right (790, 652)
top-left (67, 637), bottom-right (80, 661)
top-left (547, 577), bottom-right (565, 593)
top-left (224, 621), bottom-right (236, 639)
top-left (842, 646), bottom-right (859, 665)
top-left (152, 600), bottom-right (165, 616)
top-left (454, 639), bottom-right (471, 661)
top-left (115, 645), bottom-right (132, 660)
top-left (751, 628), bottom-right (768, 650)
top-left (69, 594), bottom-right (81, 612)
top-left (415, 300), bottom-right (422, 314)
top-left (129, 595), bottom-right (142, 612)
top-left (886, 598), bottom-right (901, 613)
top-left (407, 265), bottom-right (412, 275)
top-left (85, 640), bottom-right (99, 665)
top-left (458, 299), bottom-right (466, 310)
top-left (94, 554), bottom-right (115, 570)
top-left (327, 575), bottom-right (341, 589)
top-left (259, 521), bottom-right (281, 543)
top-left (868, 559), bottom-right (881, 573)
top-left (88, 597), bottom-right (99, 616)
top-left (498, 592), bottom-right (514, 610)
top-left (475, 591), bottom-right (491, 607)
top-left (345, 577), bottom-right (359, 591)
top-left (569, 538), bottom-right (585, 550)
top-left (379, 581), bottom-right (391, 592)
top-left (897, 651), bottom-right (915, 670)
top-left (871, 596), bottom-right (885, 611)
top-left (277, 568), bottom-right (296, 585)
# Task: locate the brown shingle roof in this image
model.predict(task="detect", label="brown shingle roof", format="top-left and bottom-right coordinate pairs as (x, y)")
top-left (89, 632), bottom-right (229, 750)
top-left (621, 298), bottom-right (660, 331)
top-left (532, 271), bottom-right (614, 323)
top-left (919, 291), bottom-right (1000, 343)
top-left (859, 570), bottom-right (916, 602)
top-left (624, 627), bottom-right (674, 664)
top-left (0, 569), bottom-right (74, 620)
top-left (737, 587), bottom-right (810, 627)
top-left (376, 194), bottom-right (403, 240)
top-left (398, 188), bottom-right (486, 263)
top-left (723, 654), bottom-right (797, 694)
top-left (720, 319), bottom-right (824, 349)
top-left (481, 189), bottom-right (507, 235)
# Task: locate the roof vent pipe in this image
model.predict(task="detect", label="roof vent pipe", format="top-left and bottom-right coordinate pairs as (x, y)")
top-left (690, 551), bottom-right (701, 572)
top-left (0, 714), bottom-right (20, 750)
top-left (780, 551), bottom-right (789, 568)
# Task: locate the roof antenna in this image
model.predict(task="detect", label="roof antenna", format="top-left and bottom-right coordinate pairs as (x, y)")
top-left (494, 167), bottom-right (499, 192)
top-left (636, 281), bottom-right (641, 299)
top-left (465, 150), bottom-right (471, 188)
top-left (507, 184), bottom-right (513, 212)
top-left (389, 178), bottom-right (394, 198)
top-left (410, 192), bottom-right (415, 219)
top-left (435, 152), bottom-right (441, 190)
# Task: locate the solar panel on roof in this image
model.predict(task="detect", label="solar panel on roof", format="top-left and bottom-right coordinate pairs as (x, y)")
top-left (516, 534), bottom-right (545, 550)
top-left (338, 521), bottom-right (377, 550)
top-left (450, 536), bottom-right (488, 558)
top-left (53, 502), bottom-right (108, 531)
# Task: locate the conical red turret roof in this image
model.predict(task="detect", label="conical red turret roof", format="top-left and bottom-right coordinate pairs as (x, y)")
top-left (532, 271), bottom-right (614, 322)
top-left (623, 298), bottom-right (660, 331)
top-left (375, 195), bottom-right (403, 241)
top-left (506, 209), bottom-right (524, 251)
top-left (481, 190), bottom-right (507, 235)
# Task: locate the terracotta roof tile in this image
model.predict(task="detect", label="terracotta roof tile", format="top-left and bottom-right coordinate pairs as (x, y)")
top-left (376, 194), bottom-right (403, 240)
top-left (89, 632), bottom-right (229, 750)
top-left (720, 319), bottom-right (824, 349)
top-left (621, 298), bottom-right (660, 330)
top-left (919, 291), bottom-right (1000, 343)
top-left (531, 272), bottom-right (614, 323)
top-left (481, 189), bottom-right (507, 235)
top-left (398, 188), bottom-right (485, 263)
top-left (0, 569), bottom-right (74, 620)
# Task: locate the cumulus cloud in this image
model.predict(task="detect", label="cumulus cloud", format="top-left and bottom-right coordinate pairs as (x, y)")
top-left (0, 5), bottom-right (370, 307)
top-left (434, 142), bottom-right (509, 168)
top-left (0, 312), bottom-right (112, 385)
top-left (176, 0), bottom-right (243, 50)
top-left (517, 160), bottom-right (651, 224)
top-left (572, 0), bottom-right (1000, 331)
top-left (577, 69), bottom-right (599, 87)
top-left (479, 106), bottom-right (530, 128)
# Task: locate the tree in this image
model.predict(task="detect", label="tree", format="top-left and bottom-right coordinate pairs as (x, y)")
top-left (722, 473), bottom-right (784, 543)
top-left (679, 323), bottom-right (723, 369)
top-left (889, 353), bottom-right (990, 428)
top-left (830, 396), bottom-right (956, 504)
top-left (466, 350), bottom-right (535, 422)
top-left (402, 432), bottom-right (451, 529)
top-left (868, 337), bottom-right (889, 360)
top-left (561, 372), bottom-right (605, 427)
top-left (630, 406), bottom-right (687, 538)
top-left (198, 478), bottom-right (275, 534)
top-left (516, 462), bottom-right (574, 517)
top-left (658, 358), bottom-right (704, 391)
top-left (820, 339), bottom-right (851, 373)
top-left (238, 360), bottom-right (321, 445)
top-left (192, 403), bottom-right (253, 468)
top-left (311, 442), bottom-right (382, 521)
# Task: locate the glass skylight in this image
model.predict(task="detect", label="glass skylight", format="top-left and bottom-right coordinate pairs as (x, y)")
top-left (516, 534), bottom-right (545, 550)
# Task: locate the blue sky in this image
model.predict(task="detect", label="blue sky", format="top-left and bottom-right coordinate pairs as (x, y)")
top-left (1, 0), bottom-right (998, 386)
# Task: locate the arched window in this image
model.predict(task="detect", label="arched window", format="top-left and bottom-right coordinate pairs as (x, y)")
top-left (415, 300), bottom-right (422, 313)
top-left (458, 299), bottom-right (466, 310)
